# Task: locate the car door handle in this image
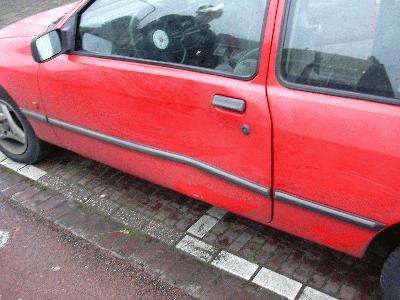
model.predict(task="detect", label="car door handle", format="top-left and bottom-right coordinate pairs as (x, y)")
top-left (212, 95), bottom-right (246, 113)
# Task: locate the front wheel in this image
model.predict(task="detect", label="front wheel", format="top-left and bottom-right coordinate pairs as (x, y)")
top-left (381, 245), bottom-right (400, 299)
top-left (0, 96), bottom-right (50, 164)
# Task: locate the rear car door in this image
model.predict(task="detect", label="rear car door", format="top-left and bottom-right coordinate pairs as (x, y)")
top-left (38, 0), bottom-right (275, 223)
top-left (268, 0), bottom-right (400, 256)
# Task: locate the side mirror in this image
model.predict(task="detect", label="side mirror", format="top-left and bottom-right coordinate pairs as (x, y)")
top-left (31, 30), bottom-right (63, 63)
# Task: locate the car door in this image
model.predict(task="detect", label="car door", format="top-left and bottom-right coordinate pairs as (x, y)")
top-left (267, 0), bottom-right (400, 256)
top-left (38, 0), bottom-right (274, 224)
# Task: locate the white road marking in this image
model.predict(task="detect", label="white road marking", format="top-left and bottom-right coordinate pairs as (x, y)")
top-left (1, 158), bottom-right (26, 171)
top-left (187, 215), bottom-right (219, 238)
top-left (298, 287), bottom-right (338, 300)
top-left (51, 266), bottom-right (61, 272)
top-left (207, 206), bottom-right (227, 220)
top-left (211, 251), bottom-right (259, 280)
top-left (18, 165), bottom-right (47, 181)
top-left (176, 235), bottom-right (218, 262)
top-left (0, 231), bottom-right (10, 249)
top-left (0, 152), bottom-right (7, 162)
top-left (252, 267), bottom-right (303, 300)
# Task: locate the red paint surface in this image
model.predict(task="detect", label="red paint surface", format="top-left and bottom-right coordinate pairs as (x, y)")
top-left (0, 0), bottom-right (399, 257)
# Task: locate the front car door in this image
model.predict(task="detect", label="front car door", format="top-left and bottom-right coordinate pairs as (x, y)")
top-left (268, 0), bottom-right (400, 256)
top-left (38, 0), bottom-right (275, 224)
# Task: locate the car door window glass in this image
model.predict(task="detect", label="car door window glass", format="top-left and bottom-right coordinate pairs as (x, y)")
top-left (281, 0), bottom-right (400, 100)
top-left (77, 0), bottom-right (268, 78)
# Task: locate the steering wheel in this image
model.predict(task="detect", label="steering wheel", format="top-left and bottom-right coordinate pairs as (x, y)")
top-left (129, 15), bottom-right (199, 64)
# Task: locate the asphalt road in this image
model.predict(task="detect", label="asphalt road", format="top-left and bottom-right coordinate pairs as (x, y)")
top-left (0, 200), bottom-right (192, 300)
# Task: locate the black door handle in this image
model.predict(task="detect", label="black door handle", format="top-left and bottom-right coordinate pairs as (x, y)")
top-left (212, 95), bottom-right (246, 113)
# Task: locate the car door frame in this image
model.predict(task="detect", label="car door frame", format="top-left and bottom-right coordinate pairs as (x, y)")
top-left (265, 0), bottom-right (400, 258)
top-left (30, 0), bottom-right (279, 224)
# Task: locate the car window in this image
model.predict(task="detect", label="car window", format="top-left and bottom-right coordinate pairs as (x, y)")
top-left (281, 0), bottom-right (400, 100)
top-left (77, 0), bottom-right (268, 78)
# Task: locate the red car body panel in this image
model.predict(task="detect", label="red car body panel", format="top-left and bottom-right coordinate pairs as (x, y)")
top-left (265, 0), bottom-right (400, 256)
top-left (0, 0), bottom-right (398, 258)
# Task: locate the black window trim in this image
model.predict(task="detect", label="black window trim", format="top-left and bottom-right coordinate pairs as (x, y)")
top-left (276, 0), bottom-right (400, 107)
top-left (67, 0), bottom-right (271, 82)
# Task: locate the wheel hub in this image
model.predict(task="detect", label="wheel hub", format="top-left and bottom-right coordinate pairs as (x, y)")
top-left (0, 100), bottom-right (28, 155)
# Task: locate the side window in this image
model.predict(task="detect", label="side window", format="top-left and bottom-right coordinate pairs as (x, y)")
top-left (281, 0), bottom-right (400, 100)
top-left (77, 0), bottom-right (268, 78)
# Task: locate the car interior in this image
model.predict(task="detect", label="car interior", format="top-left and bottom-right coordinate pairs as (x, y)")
top-left (281, 0), bottom-right (400, 99)
top-left (77, 0), bottom-right (267, 78)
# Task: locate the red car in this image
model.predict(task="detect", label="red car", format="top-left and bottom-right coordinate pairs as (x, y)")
top-left (0, 0), bottom-right (399, 297)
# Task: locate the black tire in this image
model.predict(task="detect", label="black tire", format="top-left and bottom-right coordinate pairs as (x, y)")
top-left (381, 245), bottom-right (400, 300)
top-left (0, 93), bottom-right (50, 164)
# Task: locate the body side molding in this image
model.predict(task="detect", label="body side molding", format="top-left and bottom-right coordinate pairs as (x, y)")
top-left (22, 109), bottom-right (271, 198)
top-left (274, 190), bottom-right (386, 231)
top-left (21, 108), bottom-right (48, 122)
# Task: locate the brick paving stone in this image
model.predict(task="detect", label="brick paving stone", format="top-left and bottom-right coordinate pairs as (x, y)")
top-left (97, 231), bottom-right (128, 250)
top-left (339, 284), bottom-right (358, 300)
top-left (1, 181), bottom-right (31, 198)
top-left (113, 234), bottom-right (145, 258)
top-left (162, 253), bottom-right (220, 298)
top-left (86, 197), bottom-right (120, 216)
top-left (323, 281), bottom-right (341, 296)
top-left (42, 198), bottom-right (78, 222)
top-left (129, 238), bottom-right (169, 264)
top-left (146, 246), bottom-right (183, 276)
top-left (229, 232), bottom-right (252, 253)
top-left (216, 229), bottom-right (239, 248)
top-left (299, 287), bottom-right (337, 300)
top-left (112, 206), bottom-right (149, 230)
top-left (280, 252), bottom-right (303, 276)
top-left (0, 176), bottom-right (24, 191)
top-left (253, 267), bottom-right (302, 300)
top-left (176, 235), bottom-right (218, 263)
top-left (1, 158), bottom-right (26, 171)
top-left (292, 259), bottom-right (316, 283)
top-left (308, 272), bottom-right (328, 290)
top-left (68, 212), bottom-right (124, 243)
top-left (18, 165), bottom-right (47, 181)
top-left (233, 284), bottom-right (286, 300)
top-left (143, 219), bottom-right (183, 246)
top-left (211, 251), bottom-right (259, 280)
top-left (207, 206), bottom-right (227, 219)
top-left (203, 232), bottom-right (218, 245)
top-left (239, 241), bottom-right (263, 260)
top-left (11, 185), bottom-right (42, 204)
top-left (209, 220), bottom-right (228, 235)
top-left (206, 272), bottom-right (246, 300)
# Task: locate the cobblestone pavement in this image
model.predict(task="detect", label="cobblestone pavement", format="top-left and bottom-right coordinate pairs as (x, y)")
top-left (32, 149), bottom-right (383, 300)
top-left (0, 201), bottom-right (193, 300)
top-left (0, 2), bottom-right (384, 300)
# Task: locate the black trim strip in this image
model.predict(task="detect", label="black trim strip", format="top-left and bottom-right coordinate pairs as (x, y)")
top-left (22, 109), bottom-right (271, 197)
top-left (274, 191), bottom-right (385, 231)
top-left (21, 109), bottom-right (48, 122)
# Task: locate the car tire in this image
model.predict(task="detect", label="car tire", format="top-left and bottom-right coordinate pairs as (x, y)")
top-left (0, 94), bottom-right (50, 164)
top-left (381, 245), bottom-right (400, 300)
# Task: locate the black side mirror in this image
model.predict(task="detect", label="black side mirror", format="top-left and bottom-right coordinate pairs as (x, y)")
top-left (31, 13), bottom-right (78, 63)
top-left (31, 30), bottom-right (63, 63)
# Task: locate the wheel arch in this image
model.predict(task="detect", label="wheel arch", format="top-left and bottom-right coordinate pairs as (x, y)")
top-left (365, 222), bottom-right (400, 258)
top-left (0, 85), bottom-right (15, 102)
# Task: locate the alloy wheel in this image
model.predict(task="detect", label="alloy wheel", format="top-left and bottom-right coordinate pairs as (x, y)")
top-left (0, 100), bottom-right (27, 155)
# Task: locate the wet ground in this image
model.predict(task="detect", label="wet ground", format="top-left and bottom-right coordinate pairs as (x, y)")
top-left (0, 200), bottom-right (193, 300)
